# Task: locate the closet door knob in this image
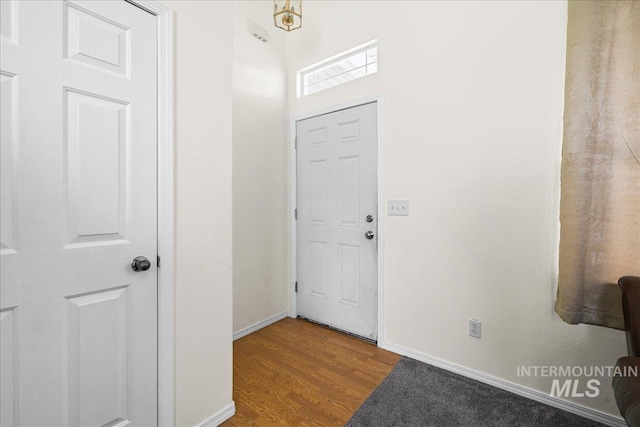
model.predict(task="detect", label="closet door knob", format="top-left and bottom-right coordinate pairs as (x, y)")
top-left (131, 256), bottom-right (151, 272)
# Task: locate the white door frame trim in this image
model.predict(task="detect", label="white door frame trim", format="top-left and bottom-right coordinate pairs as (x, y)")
top-left (126, 1), bottom-right (174, 425)
top-left (289, 94), bottom-right (386, 348)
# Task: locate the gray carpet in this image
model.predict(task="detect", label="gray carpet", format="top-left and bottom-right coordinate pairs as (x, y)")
top-left (346, 357), bottom-right (605, 427)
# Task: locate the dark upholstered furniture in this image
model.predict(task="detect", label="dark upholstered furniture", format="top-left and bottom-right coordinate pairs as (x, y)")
top-left (613, 276), bottom-right (640, 427)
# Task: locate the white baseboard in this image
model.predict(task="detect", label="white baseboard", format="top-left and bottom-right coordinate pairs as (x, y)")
top-left (381, 342), bottom-right (626, 427)
top-left (233, 310), bottom-right (289, 341)
top-left (197, 401), bottom-right (236, 427)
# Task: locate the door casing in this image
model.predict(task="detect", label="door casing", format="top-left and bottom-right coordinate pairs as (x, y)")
top-left (289, 94), bottom-right (385, 348)
top-left (125, 1), bottom-right (174, 425)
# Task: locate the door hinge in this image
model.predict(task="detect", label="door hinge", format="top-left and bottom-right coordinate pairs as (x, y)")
top-left (295, 281), bottom-right (298, 293)
top-left (294, 208), bottom-right (297, 220)
top-left (157, 255), bottom-right (161, 268)
top-left (294, 137), bottom-right (297, 149)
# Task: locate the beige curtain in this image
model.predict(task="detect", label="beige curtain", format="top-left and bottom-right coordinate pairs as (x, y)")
top-left (555, 0), bottom-right (640, 330)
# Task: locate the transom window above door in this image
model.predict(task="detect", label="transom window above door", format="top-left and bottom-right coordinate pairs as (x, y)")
top-left (298, 40), bottom-right (378, 97)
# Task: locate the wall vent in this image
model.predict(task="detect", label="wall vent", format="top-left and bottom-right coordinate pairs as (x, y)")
top-left (249, 21), bottom-right (269, 43)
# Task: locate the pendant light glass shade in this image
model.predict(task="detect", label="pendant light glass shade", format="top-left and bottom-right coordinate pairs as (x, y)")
top-left (274, 0), bottom-right (302, 32)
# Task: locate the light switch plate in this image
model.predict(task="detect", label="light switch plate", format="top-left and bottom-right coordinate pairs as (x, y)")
top-left (388, 200), bottom-right (409, 216)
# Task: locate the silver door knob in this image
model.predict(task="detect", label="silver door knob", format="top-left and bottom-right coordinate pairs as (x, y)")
top-left (131, 256), bottom-right (151, 272)
top-left (364, 231), bottom-right (375, 240)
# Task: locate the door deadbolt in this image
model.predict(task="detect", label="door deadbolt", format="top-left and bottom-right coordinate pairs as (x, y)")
top-left (366, 215), bottom-right (374, 223)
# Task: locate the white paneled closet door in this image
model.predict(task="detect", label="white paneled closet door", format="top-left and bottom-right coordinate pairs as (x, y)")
top-left (0, 1), bottom-right (158, 425)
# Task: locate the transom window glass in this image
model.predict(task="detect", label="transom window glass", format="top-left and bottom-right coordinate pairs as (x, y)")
top-left (298, 41), bottom-right (378, 97)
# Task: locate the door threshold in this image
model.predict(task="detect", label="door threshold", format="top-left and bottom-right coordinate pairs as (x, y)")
top-left (297, 316), bottom-right (377, 345)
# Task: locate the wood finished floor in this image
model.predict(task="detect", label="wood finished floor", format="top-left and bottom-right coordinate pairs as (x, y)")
top-left (222, 318), bottom-right (401, 426)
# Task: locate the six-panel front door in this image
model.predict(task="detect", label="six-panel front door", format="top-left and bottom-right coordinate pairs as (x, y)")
top-left (0, 1), bottom-right (158, 425)
top-left (296, 102), bottom-right (378, 340)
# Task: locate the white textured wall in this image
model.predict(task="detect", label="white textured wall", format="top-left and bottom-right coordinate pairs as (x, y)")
top-left (160, 1), bottom-right (234, 425)
top-left (287, 0), bottom-right (626, 417)
top-left (232, 1), bottom-right (289, 334)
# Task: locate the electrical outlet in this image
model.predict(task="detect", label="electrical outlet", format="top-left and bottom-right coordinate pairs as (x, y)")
top-left (469, 319), bottom-right (481, 339)
top-left (388, 200), bottom-right (409, 216)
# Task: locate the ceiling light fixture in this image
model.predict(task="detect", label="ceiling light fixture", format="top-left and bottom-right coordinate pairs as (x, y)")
top-left (274, 0), bottom-right (302, 32)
